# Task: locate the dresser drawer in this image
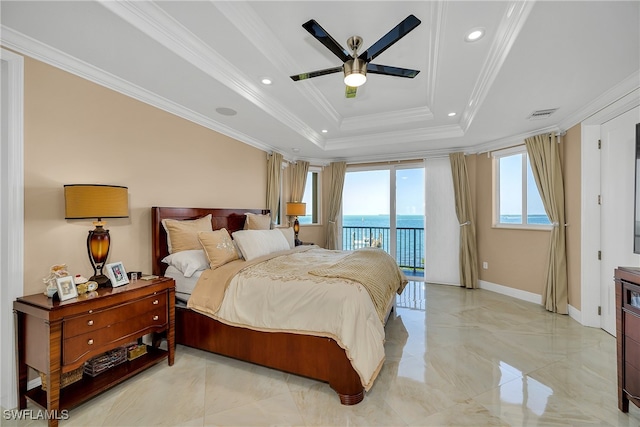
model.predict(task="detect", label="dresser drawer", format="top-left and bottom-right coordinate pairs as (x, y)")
top-left (626, 336), bottom-right (640, 371)
top-left (63, 306), bottom-right (167, 366)
top-left (626, 361), bottom-right (640, 400)
top-left (63, 292), bottom-right (166, 338)
top-left (625, 311), bottom-right (640, 343)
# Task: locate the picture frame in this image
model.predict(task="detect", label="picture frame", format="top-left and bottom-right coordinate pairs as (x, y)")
top-left (55, 275), bottom-right (78, 301)
top-left (105, 261), bottom-right (129, 287)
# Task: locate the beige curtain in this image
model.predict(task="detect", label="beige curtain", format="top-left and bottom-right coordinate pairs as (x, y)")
top-left (290, 160), bottom-right (309, 203)
top-left (449, 152), bottom-right (479, 289)
top-left (266, 152), bottom-right (283, 226)
top-left (325, 161), bottom-right (347, 250)
top-left (525, 132), bottom-right (568, 314)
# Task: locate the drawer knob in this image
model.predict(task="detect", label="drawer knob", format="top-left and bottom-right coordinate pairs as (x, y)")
top-left (88, 310), bottom-right (93, 314)
top-left (88, 339), bottom-right (94, 345)
top-left (87, 320), bottom-right (94, 326)
top-left (153, 315), bottom-right (159, 321)
top-left (153, 300), bottom-right (159, 305)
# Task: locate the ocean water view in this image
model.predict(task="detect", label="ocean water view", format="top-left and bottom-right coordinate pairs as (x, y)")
top-left (343, 214), bottom-right (424, 228)
top-left (342, 214), bottom-right (550, 228)
top-left (339, 214), bottom-right (549, 275)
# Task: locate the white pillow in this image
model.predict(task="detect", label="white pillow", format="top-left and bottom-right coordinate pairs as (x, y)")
top-left (232, 229), bottom-right (291, 261)
top-left (161, 250), bottom-right (209, 278)
top-left (276, 227), bottom-right (295, 249)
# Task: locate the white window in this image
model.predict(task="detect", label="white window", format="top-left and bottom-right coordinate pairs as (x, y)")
top-left (493, 146), bottom-right (551, 228)
top-left (299, 167), bottom-right (322, 225)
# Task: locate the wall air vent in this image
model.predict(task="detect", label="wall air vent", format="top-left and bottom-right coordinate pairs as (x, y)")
top-left (527, 108), bottom-right (558, 120)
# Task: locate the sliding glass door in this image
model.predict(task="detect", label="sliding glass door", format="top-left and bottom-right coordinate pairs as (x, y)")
top-left (341, 163), bottom-right (424, 277)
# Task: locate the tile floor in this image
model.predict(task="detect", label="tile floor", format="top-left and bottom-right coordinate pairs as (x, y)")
top-left (6, 282), bottom-right (640, 426)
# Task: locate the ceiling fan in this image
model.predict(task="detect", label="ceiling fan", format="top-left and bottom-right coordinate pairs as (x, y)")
top-left (290, 15), bottom-right (421, 98)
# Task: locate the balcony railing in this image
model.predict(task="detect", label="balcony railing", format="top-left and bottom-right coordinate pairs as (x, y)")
top-left (342, 226), bottom-right (424, 276)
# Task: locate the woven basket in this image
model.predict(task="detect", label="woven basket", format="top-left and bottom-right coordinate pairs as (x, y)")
top-left (40, 365), bottom-right (83, 391)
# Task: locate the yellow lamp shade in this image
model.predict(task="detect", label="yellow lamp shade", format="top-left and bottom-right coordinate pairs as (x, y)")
top-left (64, 185), bottom-right (129, 219)
top-left (286, 202), bottom-right (306, 217)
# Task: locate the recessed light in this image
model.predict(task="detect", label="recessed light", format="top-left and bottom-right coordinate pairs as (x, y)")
top-left (261, 78), bottom-right (272, 85)
top-left (448, 112), bottom-right (456, 117)
top-left (215, 107), bottom-right (237, 116)
top-left (292, 148), bottom-right (300, 153)
top-left (465, 28), bottom-right (485, 42)
top-left (321, 129), bottom-right (328, 133)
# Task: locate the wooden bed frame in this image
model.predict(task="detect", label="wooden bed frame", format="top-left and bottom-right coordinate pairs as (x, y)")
top-left (151, 207), bottom-right (365, 404)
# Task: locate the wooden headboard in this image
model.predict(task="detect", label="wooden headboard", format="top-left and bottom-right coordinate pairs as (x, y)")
top-left (151, 207), bottom-right (269, 276)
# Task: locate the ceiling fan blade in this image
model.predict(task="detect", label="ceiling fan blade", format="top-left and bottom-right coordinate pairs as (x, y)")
top-left (367, 63), bottom-right (420, 78)
top-left (302, 19), bottom-right (351, 63)
top-left (345, 85), bottom-right (357, 99)
top-left (359, 15), bottom-right (421, 63)
top-left (290, 66), bottom-right (343, 81)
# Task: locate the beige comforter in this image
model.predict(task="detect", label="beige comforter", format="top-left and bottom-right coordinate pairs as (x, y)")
top-left (187, 246), bottom-right (407, 391)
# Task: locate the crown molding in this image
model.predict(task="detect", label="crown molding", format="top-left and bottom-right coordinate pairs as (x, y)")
top-left (460, 1), bottom-right (536, 133)
top-left (426, 1), bottom-right (446, 108)
top-left (0, 25), bottom-right (279, 155)
top-left (325, 124), bottom-right (463, 150)
top-left (342, 146), bottom-right (465, 164)
top-left (562, 71), bottom-right (640, 128)
top-left (100, 1), bottom-right (325, 149)
top-left (470, 124), bottom-right (561, 155)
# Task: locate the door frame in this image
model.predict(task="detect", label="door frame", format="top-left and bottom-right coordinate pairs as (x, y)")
top-left (343, 162), bottom-right (425, 268)
top-left (0, 48), bottom-right (24, 410)
top-left (580, 89), bottom-right (640, 329)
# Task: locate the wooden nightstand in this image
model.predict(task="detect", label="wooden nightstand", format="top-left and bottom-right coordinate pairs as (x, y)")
top-left (14, 277), bottom-right (175, 427)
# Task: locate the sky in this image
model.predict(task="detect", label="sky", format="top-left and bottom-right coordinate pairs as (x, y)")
top-left (341, 161), bottom-right (546, 217)
top-left (499, 154), bottom-right (547, 215)
top-left (342, 168), bottom-right (425, 216)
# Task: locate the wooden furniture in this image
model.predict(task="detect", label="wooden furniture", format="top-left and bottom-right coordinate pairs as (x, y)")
top-left (615, 266), bottom-right (640, 412)
top-left (14, 277), bottom-right (175, 427)
top-left (151, 207), bottom-right (367, 405)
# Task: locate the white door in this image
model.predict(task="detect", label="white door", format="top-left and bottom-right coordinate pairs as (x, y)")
top-left (600, 107), bottom-right (640, 335)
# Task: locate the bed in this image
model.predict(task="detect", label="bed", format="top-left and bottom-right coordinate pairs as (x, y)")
top-left (151, 207), bottom-right (405, 405)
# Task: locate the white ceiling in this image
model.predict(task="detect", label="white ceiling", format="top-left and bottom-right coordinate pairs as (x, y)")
top-left (2, 1), bottom-right (639, 164)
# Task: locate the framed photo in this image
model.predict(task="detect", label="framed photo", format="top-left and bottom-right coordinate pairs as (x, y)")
top-left (55, 275), bottom-right (78, 301)
top-left (105, 262), bottom-right (129, 287)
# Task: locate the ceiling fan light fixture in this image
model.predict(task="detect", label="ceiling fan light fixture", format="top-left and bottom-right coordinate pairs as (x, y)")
top-left (344, 58), bottom-right (367, 87)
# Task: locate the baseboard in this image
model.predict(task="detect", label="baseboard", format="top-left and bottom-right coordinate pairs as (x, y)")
top-left (28, 377), bottom-right (41, 390)
top-left (479, 280), bottom-right (542, 305)
top-left (479, 280), bottom-right (583, 325)
top-left (567, 304), bottom-right (582, 324)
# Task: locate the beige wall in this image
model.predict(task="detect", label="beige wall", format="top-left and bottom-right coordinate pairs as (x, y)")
top-left (475, 127), bottom-right (582, 307)
top-left (475, 151), bottom-right (554, 296)
top-left (23, 57), bottom-right (267, 295)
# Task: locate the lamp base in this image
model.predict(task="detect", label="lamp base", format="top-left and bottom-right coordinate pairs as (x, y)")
top-left (91, 274), bottom-right (111, 288)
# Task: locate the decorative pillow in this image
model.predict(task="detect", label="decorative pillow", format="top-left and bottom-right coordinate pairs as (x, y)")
top-left (197, 229), bottom-right (240, 269)
top-left (161, 250), bottom-right (209, 278)
top-left (162, 214), bottom-right (212, 254)
top-left (276, 227), bottom-right (295, 249)
top-left (232, 229), bottom-right (291, 261)
top-left (244, 213), bottom-right (272, 230)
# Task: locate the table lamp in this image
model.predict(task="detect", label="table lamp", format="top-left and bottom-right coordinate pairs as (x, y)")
top-left (286, 202), bottom-right (306, 245)
top-left (64, 184), bottom-right (129, 287)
